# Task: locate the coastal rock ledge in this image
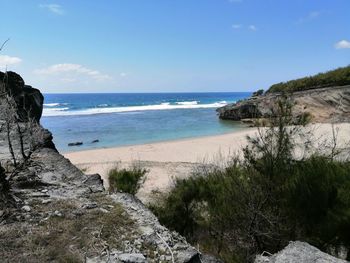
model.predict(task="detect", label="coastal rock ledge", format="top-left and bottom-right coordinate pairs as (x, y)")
top-left (217, 86), bottom-right (350, 123)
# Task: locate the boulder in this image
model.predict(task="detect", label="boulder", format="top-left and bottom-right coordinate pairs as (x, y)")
top-left (255, 241), bottom-right (348, 263)
top-left (68, 142), bottom-right (83, 147)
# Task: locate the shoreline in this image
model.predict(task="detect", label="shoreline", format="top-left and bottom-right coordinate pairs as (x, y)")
top-left (61, 123), bottom-right (249, 154)
top-left (64, 123), bottom-right (350, 202)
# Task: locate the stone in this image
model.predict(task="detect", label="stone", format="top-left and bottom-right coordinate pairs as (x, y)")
top-left (91, 139), bottom-right (99, 143)
top-left (82, 203), bottom-right (98, 209)
top-left (83, 174), bottom-right (104, 193)
top-left (42, 199), bottom-right (52, 204)
top-left (254, 241), bottom-right (348, 263)
top-left (99, 208), bottom-right (109, 214)
top-left (118, 253), bottom-right (147, 263)
top-left (21, 205), bottom-right (31, 212)
top-left (54, 210), bottom-right (63, 217)
top-left (68, 142), bottom-right (83, 147)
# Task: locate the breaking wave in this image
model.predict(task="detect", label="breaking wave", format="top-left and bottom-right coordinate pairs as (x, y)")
top-left (44, 103), bottom-right (68, 107)
top-left (42, 101), bottom-right (228, 117)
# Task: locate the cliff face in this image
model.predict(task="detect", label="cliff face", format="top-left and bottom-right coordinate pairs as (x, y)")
top-left (0, 72), bottom-right (220, 263)
top-left (0, 71), bottom-right (44, 122)
top-left (217, 86), bottom-right (350, 123)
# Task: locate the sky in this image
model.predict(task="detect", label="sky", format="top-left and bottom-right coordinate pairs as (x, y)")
top-left (0, 0), bottom-right (349, 93)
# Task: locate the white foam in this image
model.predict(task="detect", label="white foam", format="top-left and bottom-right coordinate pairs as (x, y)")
top-left (44, 103), bottom-right (68, 107)
top-left (42, 101), bottom-right (228, 117)
top-left (43, 107), bottom-right (69, 114)
top-left (98, 104), bottom-right (109, 107)
top-left (176, 101), bottom-right (198, 105)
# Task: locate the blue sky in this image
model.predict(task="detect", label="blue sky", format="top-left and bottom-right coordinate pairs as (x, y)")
top-left (0, 0), bottom-right (349, 93)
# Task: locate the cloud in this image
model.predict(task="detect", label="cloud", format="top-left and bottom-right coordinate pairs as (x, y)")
top-left (248, 25), bottom-right (257, 31)
top-left (335, 40), bottom-right (350, 49)
top-left (34, 63), bottom-right (111, 81)
top-left (120, 72), bottom-right (128, 77)
top-left (232, 24), bottom-right (257, 31)
top-left (297, 11), bottom-right (321, 24)
top-left (0, 55), bottom-right (22, 68)
top-left (39, 4), bottom-right (65, 15)
top-left (232, 24), bottom-right (242, 29)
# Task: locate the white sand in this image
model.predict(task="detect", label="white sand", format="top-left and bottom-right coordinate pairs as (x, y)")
top-left (64, 123), bottom-right (350, 202)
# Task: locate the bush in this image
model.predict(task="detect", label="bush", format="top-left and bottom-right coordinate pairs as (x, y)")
top-left (267, 65), bottom-right (350, 93)
top-left (108, 165), bottom-right (147, 195)
top-left (150, 99), bottom-right (350, 262)
top-left (252, 89), bottom-right (264, 97)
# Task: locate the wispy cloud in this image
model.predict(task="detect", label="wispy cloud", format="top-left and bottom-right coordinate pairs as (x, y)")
top-left (334, 40), bottom-right (350, 49)
top-left (232, 24), bottom-right (257, 31)
top-left (120, 72), bottom-right (128, 77)
top-left (34, 63), bottom-right (111, 81)
top-left (297, 11), bottom-right (321, 24)
top-left (248, 25), bottom-right (257, 31)
top-left (232, 24), bottom-right (242, 29)
top-left (0, 55), bottom-right (22, 68)
top-left (39, 4), bottom-right (65, 15)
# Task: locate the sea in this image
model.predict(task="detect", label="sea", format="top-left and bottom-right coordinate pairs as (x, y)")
top-left (41, 92), bottom-right (251, 152)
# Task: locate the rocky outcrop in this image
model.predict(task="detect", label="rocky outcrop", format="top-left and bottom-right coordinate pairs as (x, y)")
top-left (255, 241), bottom-right (348, 263)
top-left (217, 86), bottom-right (350, 123)
top-left (0, 72), bottom-right (219, 262)
top-left (0, 71), bottom-right (44, 122)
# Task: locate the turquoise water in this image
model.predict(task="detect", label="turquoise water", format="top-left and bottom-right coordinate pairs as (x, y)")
top-left (41, 92), bottom-right (250, 152)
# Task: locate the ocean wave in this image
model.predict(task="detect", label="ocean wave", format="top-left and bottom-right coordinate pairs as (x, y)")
top-left (176, 101), bottom-right (198, 105)
top-left (44, 107), bottom-right (70, 113)
top-left (97, 104), bottom-right (109, 107)
top-left (42, 101), bottom-right (228, 117)
top-left (44, 103), bottom-right (68, 107)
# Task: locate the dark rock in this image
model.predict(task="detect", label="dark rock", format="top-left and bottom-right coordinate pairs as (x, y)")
top-left (91, 139), bottom-right (99, 143)
top-left (0, 71), bottom-right (44, 122)
top-left (68, 142), bottom-right (83, 147)
top-left (218, 101), bottom-right (262, 121)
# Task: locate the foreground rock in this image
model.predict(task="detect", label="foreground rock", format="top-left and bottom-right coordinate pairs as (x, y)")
top-left (0, 71), bottom-right (219, 262)
top-left (255, 241), bottom-right (348, 263)
top-left (217, 86), bottom-right (350, 123)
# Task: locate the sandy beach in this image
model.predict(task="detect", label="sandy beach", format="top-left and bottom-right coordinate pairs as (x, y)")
top-left (64, 123), bottom-right (350, 202)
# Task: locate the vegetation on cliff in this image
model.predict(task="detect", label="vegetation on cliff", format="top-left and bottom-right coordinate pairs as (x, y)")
top-left (108, 164), bottom-right (147, 195)
top-left (268, 65), bottom-right (350, 93)
top-left (151, 99), bottom-right (350, 262)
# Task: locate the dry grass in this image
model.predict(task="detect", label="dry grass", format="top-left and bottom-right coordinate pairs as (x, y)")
top-left (0, 194), bottom-right (136, 262)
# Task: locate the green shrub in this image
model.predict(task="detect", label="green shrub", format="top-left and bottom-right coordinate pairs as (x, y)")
top-left (252, 89), bottom-right (264, 97)
top-left (150, 99), bottom-right (350, 262)
top-left (108, 165), bottom-right (147, 195)
top-left (268, 66), bottom-right (350, 93)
